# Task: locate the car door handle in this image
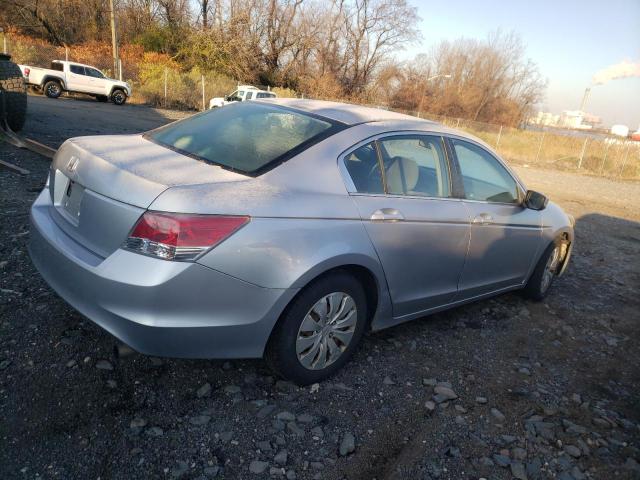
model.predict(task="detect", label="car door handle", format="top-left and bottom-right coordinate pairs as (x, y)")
top-left (370, 208), bottom-right (405, 222)
top-left (472, 213), bottom-right (493, 225)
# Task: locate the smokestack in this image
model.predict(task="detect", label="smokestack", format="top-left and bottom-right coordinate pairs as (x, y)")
top-left (579, 87), bottom-right (591, 112)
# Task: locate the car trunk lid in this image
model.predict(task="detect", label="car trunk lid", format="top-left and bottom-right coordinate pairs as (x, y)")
top-left (48, 134), bottom-right (247, 259)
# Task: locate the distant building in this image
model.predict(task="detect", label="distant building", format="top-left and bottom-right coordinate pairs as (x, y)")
top-left (529, 111), bottom-right (560, 126)
top-left (559, 110), bottom-right (601, 129)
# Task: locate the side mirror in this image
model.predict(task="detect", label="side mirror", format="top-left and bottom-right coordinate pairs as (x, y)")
top-left (524, 190), bottom-right (548, 210)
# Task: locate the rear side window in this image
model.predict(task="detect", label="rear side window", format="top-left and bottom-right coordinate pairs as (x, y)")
top-left (452, 139), bottom-right (519, 203)
top-left (70, 65), bottom-right (85, 75)
top-left (147, 102), bottom-right (343, 175)
top-left (378, 135), bottom-right (450, 197)
top-left (343, 142), bottom-right (383, 193)
top-left (51, 62), bottom-right (63, 71)
top-left (257, 92), bottom-right (276, 98)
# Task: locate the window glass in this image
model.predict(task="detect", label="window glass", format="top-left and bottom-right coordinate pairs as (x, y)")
top-left (257, 92), bottom-right (276, 98)
top-left (51, 62), bottom-right (63, 71)
top-left (452, 139), bottom-right (519, 203)
top-left (378, 135), bottom-right (450, 197)
top-left (237, 91), bottom-right (245, 100)
top-left (70, 65), bottom-right (85, 75)
top-left (245, 91), bottom-right (254, 100)
top-left (148, 102), bottom-right (338, 175)
top-left (85, 68), bottom-right (105, 79)
top-left (343, 142), bottom-right (383, 193)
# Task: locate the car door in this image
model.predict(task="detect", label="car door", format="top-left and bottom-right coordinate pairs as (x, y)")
top-left (84, 67), bottom-right (109, 94)
top-left (67, 64), bottom-right (89, 92)
top-left (342, 134), bottom-right (471, 321)
top-left (447, 137), bottom-right (543, 299)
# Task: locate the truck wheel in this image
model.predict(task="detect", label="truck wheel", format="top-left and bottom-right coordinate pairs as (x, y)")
top-left (0, 54), bottom-right (27, 132)
top-left (111, 89), bottom-right (127, 105)
top-left (96, 95), bottom-right (108, 102)
top-left (44, 80), bottom-right (62, 99)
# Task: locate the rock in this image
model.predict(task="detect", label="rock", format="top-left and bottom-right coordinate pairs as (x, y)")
top-left (510, 462), bottom-right (527, 480)
top-left (269, 466), bottom-right (285, 476)
top-left (512, 447), bottom-right (527, 461)
top-left (475, 396), bottom-right (488, 404)
top-left (130, 418), bottom-right (147, 429)
top-left (518, 367), bottom-right (531, 375)
top-left (274, 450), bottom-right (288, 466)
top-left (422, 378), bottom-right (437, 387)
top-left (493, 454), bottom-right (510, 467)
top-left (106, 379), bottom-right (118, 389)
top-left (171, 460), bottom-right (189, 478)
top-left (425, 400), bottom-right (436, 412)
top-left (95, 359), bottom-right (113, 370)
top-left (287, 422), bottom-right (304, 437)
top-left (276, 411), bottom-right (296, 422)
top-left (203, 466), bottom-right (220, 477)
top-left (145, 426), bottom-right (164, 437)
top-left (444, 446), bottom-right (461, 458)
top-left (224, 385), bottom-right (241, 394)
top-left (478, 456), bottom-right (494, 467)
top-left (190, 415), bottom-right (211, 426)
top-left (197, 383), bottom-right (212, 398)
top-left (249, 461), bottom-right (269, 474)
top-left (434, 386), bottom-right (458, 400)
top-left (564, 445), bottom-right (581, 458)
top-left (257, 405), bottom-right (276, 419)
top-left (297, 413), bottom-right (314, 424)
top-left (339, 432), bottom-right (356, 456)
top-left (286, 470), bottom-right (296, 480)
top-left (257, 440), bottom-right (273, 452)
top-left (311, 426), bottom-right (324, 438)
top-left (526, 458), bottom-right (542, 480)
top-left (66, 360), bottom-right (77, 368)
top-left (491, 408), bottom-right (506, 422)
top-left (383, 376), bottom-right (395, 385)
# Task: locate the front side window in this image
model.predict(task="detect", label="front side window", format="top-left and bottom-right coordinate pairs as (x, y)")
top-left (237, 91), bottom-right (245, 100)
top-left (86, 67), bottom-right (105, 79)
top-left (147, 102), bottom-right (341, 175)
top-left (452, 139), bottom-right (519, 203)
top-left (343, 142), bottom-right (383, 194)
top-left (378, 135), bottom-right (450, 197)
top-left (70, 65), bottom-right (85, 75)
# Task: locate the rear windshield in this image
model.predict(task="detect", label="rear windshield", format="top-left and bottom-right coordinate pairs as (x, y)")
top-left (146, 102), bottom-right (342, 175)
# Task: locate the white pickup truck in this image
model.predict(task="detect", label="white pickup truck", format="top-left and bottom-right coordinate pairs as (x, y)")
top-left (209, 85), bottom-right (276, 109)
top-left (19, 60), bottom-right (131, 105)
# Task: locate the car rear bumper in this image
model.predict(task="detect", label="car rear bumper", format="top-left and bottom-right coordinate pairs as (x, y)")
top-left (29, 188), bottom-right (297, 359)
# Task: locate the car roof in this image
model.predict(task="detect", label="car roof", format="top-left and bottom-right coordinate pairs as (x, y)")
top-left (256, 98), bottom-right (437, 126)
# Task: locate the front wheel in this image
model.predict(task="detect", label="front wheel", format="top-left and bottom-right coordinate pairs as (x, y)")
top-left (523, 241), bottom-right (562, 301)
top-left (265, 272), bottom-right (368, 385)
top-left (111, 89), bottom-right (127, 105)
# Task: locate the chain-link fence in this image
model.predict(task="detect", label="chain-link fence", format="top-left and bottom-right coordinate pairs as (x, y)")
top-left (3, 32), bottom-right (639, 180)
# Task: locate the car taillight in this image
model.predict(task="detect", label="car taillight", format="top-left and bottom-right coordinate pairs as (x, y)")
top-left (123, 212), bottom-right (249, 261)
top-left (23, 68), bottom-right (30, 76)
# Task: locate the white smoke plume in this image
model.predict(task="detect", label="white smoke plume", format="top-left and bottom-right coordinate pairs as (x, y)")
top-left (592, 60), bottom-right (640, 85)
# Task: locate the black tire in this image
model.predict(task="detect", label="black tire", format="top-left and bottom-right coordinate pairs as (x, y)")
top-left (0, 54), bottom-right (27, 132)
top-left (523, 241), bottom-right (561, 301)
top-left (96, 95), bottom-right (109, 102)
top-left (111, 89), bottom-right (127, 105)
top-left (265, 271), bottom-right (369, 385)
top-left (44, 80), bottom-right (62, 99)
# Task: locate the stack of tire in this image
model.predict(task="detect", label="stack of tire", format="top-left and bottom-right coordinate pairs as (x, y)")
top-left (0, 53), bottom-right (27, 132)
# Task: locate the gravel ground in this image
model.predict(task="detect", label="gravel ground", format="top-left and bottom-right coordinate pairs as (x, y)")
top-left (1, 95), bottom-right (639, 480)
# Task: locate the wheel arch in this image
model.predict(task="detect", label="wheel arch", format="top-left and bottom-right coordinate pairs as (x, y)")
top-left (109, 85), bottom-right (127, 97)
top-left (42, 76), bottom-right (65, 90)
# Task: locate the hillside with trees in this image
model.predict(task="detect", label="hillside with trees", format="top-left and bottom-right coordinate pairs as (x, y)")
top-left (2, 0), bottom-right (545, 125)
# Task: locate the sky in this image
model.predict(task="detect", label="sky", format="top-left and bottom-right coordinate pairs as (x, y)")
top-left (402, 0), bottom-right (640, 128)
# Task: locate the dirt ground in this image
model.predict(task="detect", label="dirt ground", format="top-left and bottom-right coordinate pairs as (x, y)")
top-left (1, 95), bottom-right (639, 480)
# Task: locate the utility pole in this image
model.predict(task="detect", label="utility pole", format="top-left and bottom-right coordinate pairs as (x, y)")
top-left (109, 0), bottom-right (119, 79)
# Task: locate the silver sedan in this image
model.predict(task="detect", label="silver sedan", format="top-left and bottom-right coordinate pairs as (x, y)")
top-left (29, 99), bottom-right (574, 384)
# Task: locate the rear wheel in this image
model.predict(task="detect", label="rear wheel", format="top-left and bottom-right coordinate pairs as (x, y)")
top-left (44, 80), bottom-right (62, 99)
top-left (523, 241), bottom-right (562, 301)
top-left (111, 89), bottom-right (127, 105)
top-left (265, 271), bottom-right (368, 385)
top-left (0, 54), bottom-right (27, 131)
